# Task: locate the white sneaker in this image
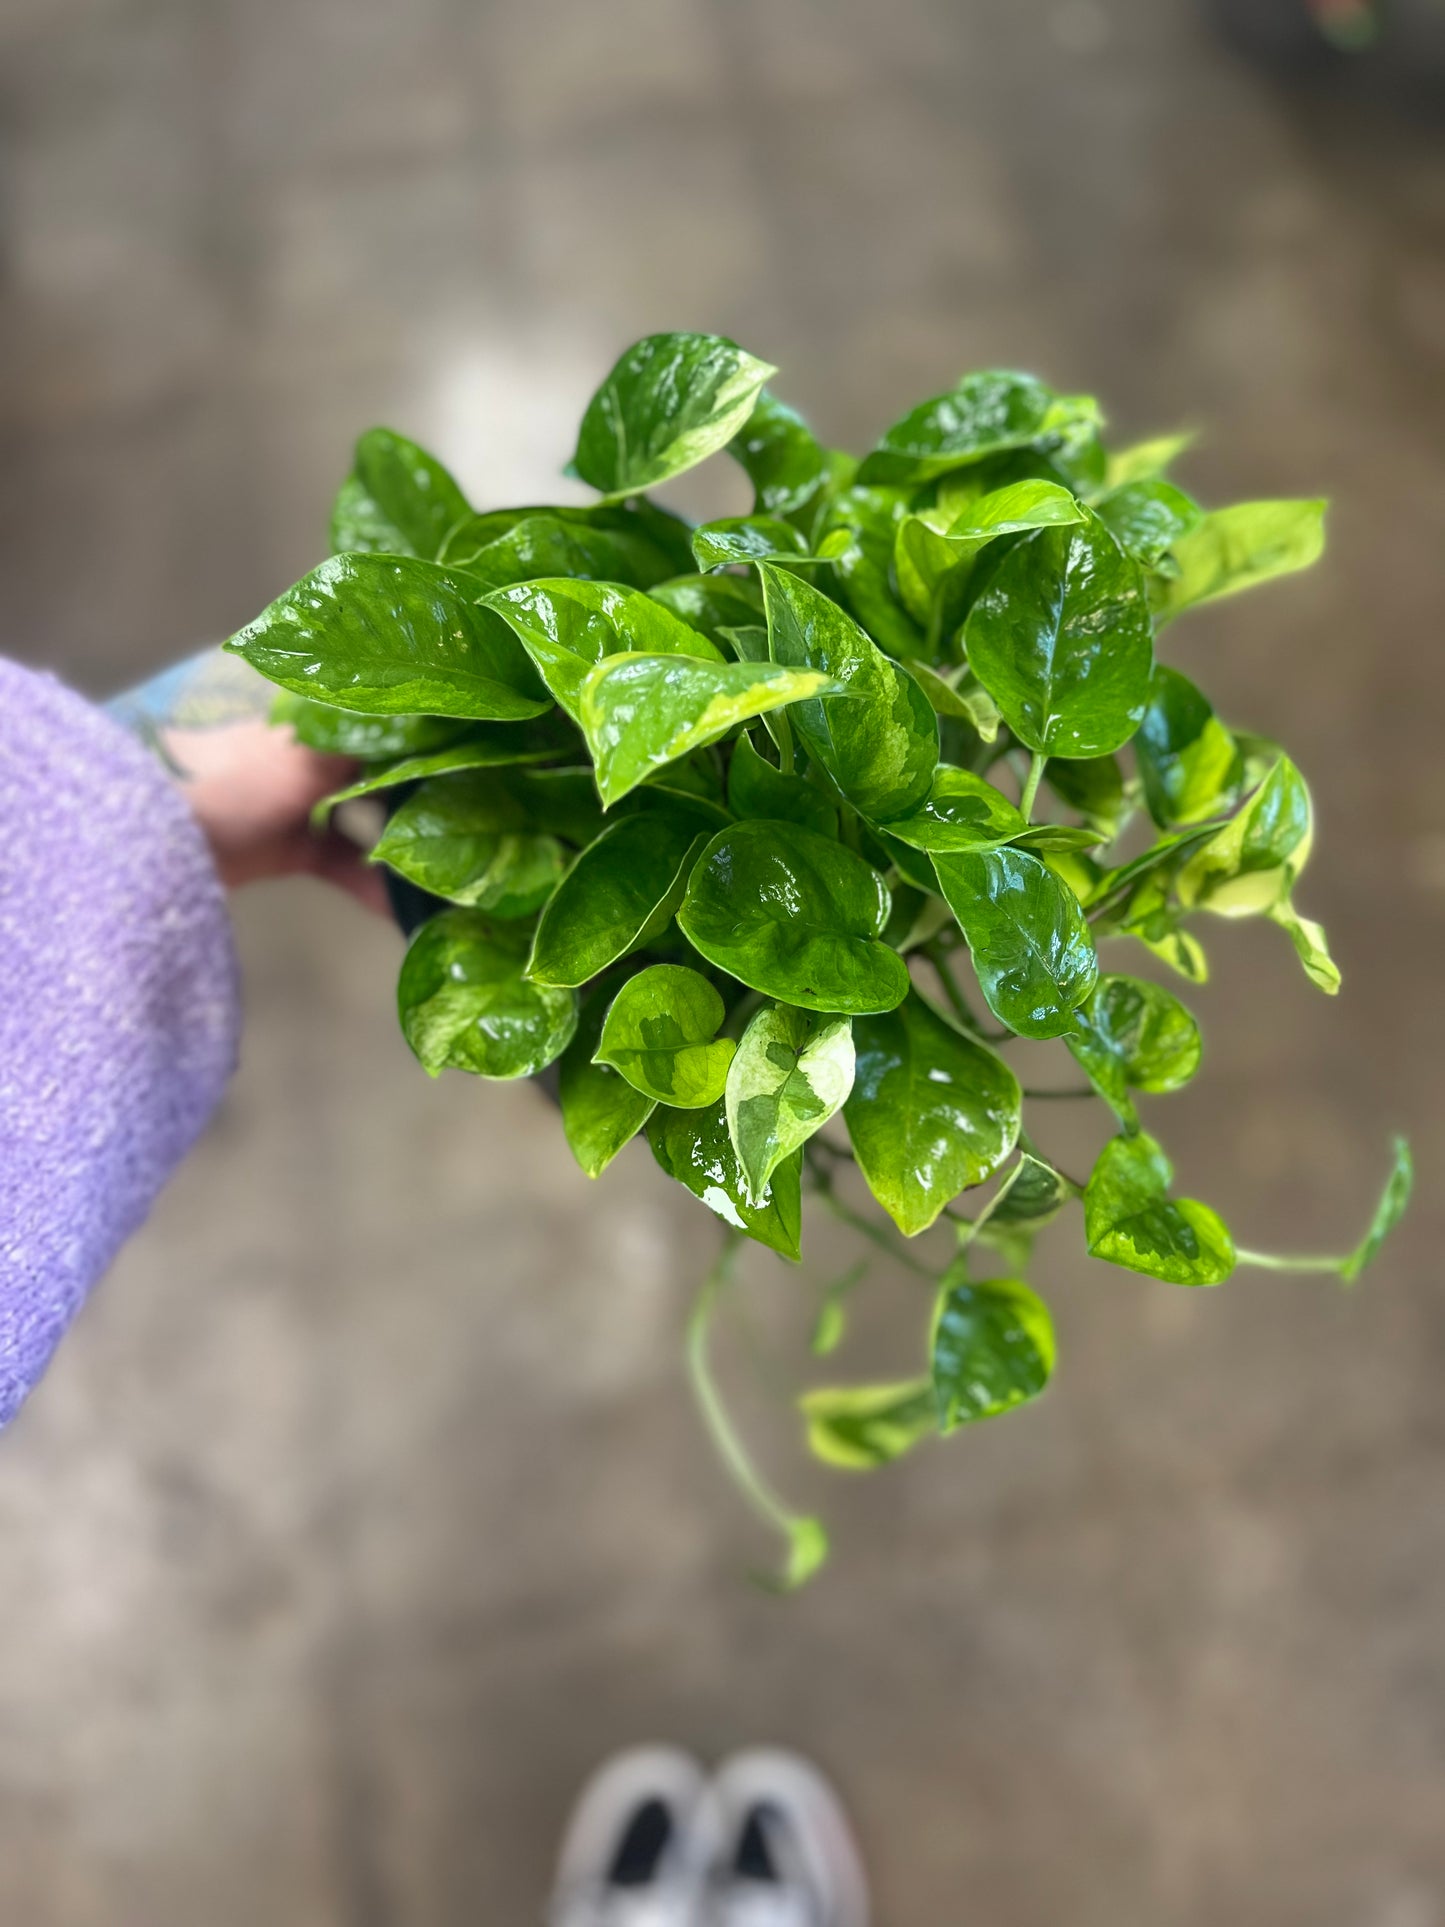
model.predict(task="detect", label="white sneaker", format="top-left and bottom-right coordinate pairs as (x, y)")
top-left (706, 1750), bottom-right (869, 1927)
top-left (547, 1745), bottom-right (724, 1927)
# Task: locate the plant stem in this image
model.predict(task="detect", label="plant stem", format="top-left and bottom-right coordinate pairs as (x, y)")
top-left (1019, 751), bottom-right (1047, 823)
top-left (686, 1238), bottom-right (811, 1544)
top-left (1021, 1086), bottom-right (1097, 1101)
top-left (1234, 1248), bottom-right (1345, 1277)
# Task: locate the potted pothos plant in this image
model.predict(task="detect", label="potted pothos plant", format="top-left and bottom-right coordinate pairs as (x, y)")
top-left (227, 332), bottom-right (1412, 1586)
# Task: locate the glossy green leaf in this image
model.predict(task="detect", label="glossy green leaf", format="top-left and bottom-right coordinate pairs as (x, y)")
top-left (1339, 1137), bottom-right (1413, 1285)
top-left (679, 822), bottom-right (909, 1016)
top-left (1084, 1132), bottom-right (1235, 1285)
top-left (579, 653), bottom-right (831, 808)
top-left (647, 573), bottom-right (763, 647)
top-left (527, 814), bottom-right (705, 987)
top-left (1175, 755), bottom-right (1312, 916)
top-left (1269, 897), bottom-right (1341, 995)
top-left (931, 1265), bottom-right (1056, 1430)
top-left (437, 501), bottom-right (687, 582)
top-left (330, 427), bottom-right (471, 560)
top-left (726, 731), bottom-right (838, 839)
top-left (691, 515), bottom-right (810, 572)
top-left (882, 766), bottom-right (1025, 853)
top-left (725, 1005), bottom-right (855, 1206)
top-left (453, 513), bottom-right (671, 592)
top-left (271, 691), bottom-right (465, 759)
top-left (1065, 974), bottom-right (1203, 1130)
top-left (571, 332), bottom-right (777, 497)
top-left (595, 964), bottom-right (736, 1108)
top-left (964, 508), bottom-right (1154, 758)
top-left (759, 563), bottom-right (937, 821)
top-left (311, 718), bottom-right (577, 824)
top-left (1134, 666), bottom-right (1241, 828)
top-left (227, 554), bottom-right (550, 720)
top-left (397, 912), bottom-right (577, 1078)
top-left (483, 577), bottom-right (721, 720)
top-left (1104, 430), bottom-right (1195, 490)
top-left (558, 986), bottom-right (657, 1177)
top-left (371, 772), bottom-right (568, 914)
top-left (728, 389), bottom-right (849, 523)
top-left (1153, 499), bottom-right (1327, 621)
top-left (1095, 479), bottom-right (1201, 569)
top-left (844, 992), bottom-right (1021, 1235)
top-left (646, 1101), bottom-right (802, 1260)
top-left (859, 371), bottom-right (1097, 486)
top-left (932, 847), bottom-right (1098, 1039)
top-left (895, 479), bottom-right (1086, 628)
top-left (970, 1152), bottom-right (1079, 1270)
top-left (800, 1380), bottom-right (936, 1470)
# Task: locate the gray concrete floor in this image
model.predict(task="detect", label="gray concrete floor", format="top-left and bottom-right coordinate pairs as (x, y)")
top-left (3, 1), bottom-right (1445, 1921)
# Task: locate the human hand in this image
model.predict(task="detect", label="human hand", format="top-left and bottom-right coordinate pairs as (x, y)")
top-left (166, 718), bottom-right (389, 911)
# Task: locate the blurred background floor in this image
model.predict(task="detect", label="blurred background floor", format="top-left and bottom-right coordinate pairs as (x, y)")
top-left (3, 1), bottom-right (1445, 1922)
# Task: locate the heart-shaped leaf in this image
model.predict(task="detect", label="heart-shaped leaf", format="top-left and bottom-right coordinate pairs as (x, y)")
top-left (227, 554), bottom-right (551, 720)
top-left (969, 1152), bottom-right (1079, 1271)
top-left (931, 1265), bottom-right (1056, 1430)
top-left (571, 332), bottom-right (777, 497)
top-left (725, 1005), bottom-right (855, 1205)
top-left (484, 577), bottom-right (721, 720)
top-left (963, 508), bottom-right (1154, 758)
top-left (758, 563), bottom-right (937, 821)
top-left (691, 515), bottom-right (811, 572)
top-left (728, 389), bottom-right (852, 523)
top-left (881, 766), bottom-right (1025, 853)
top-left (1153, 499), bottom-right (1326, 622)
top-left (371, 772), bottom-right (569, 914)
top-left (398, 912), bottom-right (577, 1078)
top-left (595, 964), bottom-right (736, 1108)
top-left (1065, 974), bottom-right (1202, 1130)
top-left (456, 514), bottom-right (672, 593)
top-left (859, 371), bottom-right (1096, 486)
top-left (894, 479), bottom-right (1086, 629)
top-left (1095, 478), bottom-right (1202, 571)
top-left (528, 814), bottom-right (705, 987)
top-left (1084, 1133), bottom-right (1235, 1285)
top-left (646, 1101), bottom-right (802, 1260)
top-left (330, 427), bottom-right (471, 560)
top-left (1175, 755), bottom-right (1312, 916)
top-left (932, 847), bottom-right (1098, 1039)
top-left (679, 821), bottom-right (909, 1016)
top-left (579, 654), bottom-right (831, 807)
top-left (844, 991), bottom-right (1021, 1234)
top-left (799, 1380), bottom-right (936, 1469)
top-left (558, 986), bottom-right (657, 1178)
top-left (1134, 667), bottom-right (1241, 828)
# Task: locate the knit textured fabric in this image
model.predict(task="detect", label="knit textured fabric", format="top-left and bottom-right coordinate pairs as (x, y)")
top-left (0, 660), bottom-right (240, 1427)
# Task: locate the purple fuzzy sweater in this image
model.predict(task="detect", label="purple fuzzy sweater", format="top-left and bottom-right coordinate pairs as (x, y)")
top-left (0, 660), bottom-right (240, 1428)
